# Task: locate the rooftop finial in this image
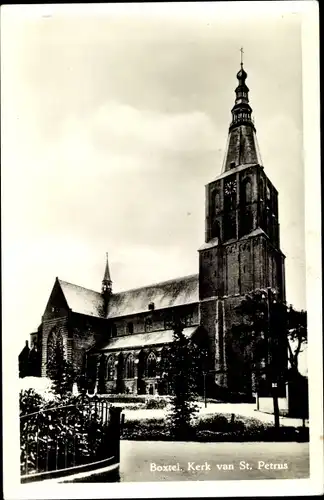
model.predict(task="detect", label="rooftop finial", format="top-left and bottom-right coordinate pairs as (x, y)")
top-left (240, 46), bottom-right (244, 67)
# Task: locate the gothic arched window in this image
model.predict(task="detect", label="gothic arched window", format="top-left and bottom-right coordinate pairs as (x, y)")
top-left (240, 207), bottom-right (253, 236)
top-left (46, 328), bottom-right (64, 375)
top-left (242, 178), bottom-right (252, 205)
top-left (146, 352), bottom-right (156, 378)
top-left (259, 178), bottom-right (265, 202)
top-left (107, 355), bottom-right (115, 381)
top-left (47, 328), bottom-right (63, 362)
top-left (211, 188), bottom-right (220, 215)
top-left (224, 212), bottom-right (236, 241)
top-left (125, 353), bottom-right (135, 379)
top-left (212, 220), bottom-right (220, 239)
top-left (47, 331), bottom-right (55, 367)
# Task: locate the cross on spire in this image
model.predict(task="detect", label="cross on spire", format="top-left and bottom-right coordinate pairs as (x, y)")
top-left (240, 47), bottom-right (244, 67)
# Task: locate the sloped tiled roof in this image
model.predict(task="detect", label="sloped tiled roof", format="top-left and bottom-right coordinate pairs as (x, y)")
top-left (98, 326), bottom-right (199, 351)
top-left (56, 273), bottom-right (199, 319)
top-left (107, 274), bottom-right (199, 318)
top-left (58, 279), bottom-right (104, 317)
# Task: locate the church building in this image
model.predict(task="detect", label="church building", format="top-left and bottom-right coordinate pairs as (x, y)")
top-left (22, 61), bottom-right (287, 399)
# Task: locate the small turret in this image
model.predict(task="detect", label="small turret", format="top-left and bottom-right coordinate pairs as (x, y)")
top-left (102, 252), bottom-right (112, 296)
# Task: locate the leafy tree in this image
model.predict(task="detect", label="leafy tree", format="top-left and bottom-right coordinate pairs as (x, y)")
top-left (19, 388), bottom-right (44, 417)
top-left (46, 336), bottom-right (75, 399)
top-left (75, 352), bottom-right (89, 396)
top-left (232, 289), bottom-right (307, 384)
top-left (163, 320), bottom-right (206, 439)
top-left (20, 391), bottom-right (111, 476)
top-left (286, 306), bottom-right (307, 374)
top-left (231, 289), bottom-right (270, 392)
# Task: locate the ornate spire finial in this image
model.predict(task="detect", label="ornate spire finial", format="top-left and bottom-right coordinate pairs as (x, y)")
top-left (227, 53), bottom-right (254, 132)
top-left (222, 57), bottom-right (261, 172)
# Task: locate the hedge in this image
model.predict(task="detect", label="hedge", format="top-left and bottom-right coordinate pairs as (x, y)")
top-left (121, 412), bottom-right (309, 442)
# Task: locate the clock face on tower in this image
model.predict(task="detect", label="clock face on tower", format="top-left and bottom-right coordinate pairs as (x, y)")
top-left (224, 179), bottom-right (237, 196)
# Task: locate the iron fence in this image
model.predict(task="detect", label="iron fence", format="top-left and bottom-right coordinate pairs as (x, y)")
top-left (20, 395), bottom-right (118, 479)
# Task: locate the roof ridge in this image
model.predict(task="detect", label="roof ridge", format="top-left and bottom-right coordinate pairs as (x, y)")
top-left (112, 273), bottom-right (199, 296)
top-left (57, 278), bottom-right (101, 295)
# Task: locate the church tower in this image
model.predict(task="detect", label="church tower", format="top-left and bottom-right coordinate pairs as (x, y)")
top-left (198, 56), bottom-right (286, 396)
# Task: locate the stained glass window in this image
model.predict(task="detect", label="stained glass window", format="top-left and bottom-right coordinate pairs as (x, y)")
top-left (125, 354), bottom-right (135, 379)
top-left (146, 352), bottom-right (156, 378)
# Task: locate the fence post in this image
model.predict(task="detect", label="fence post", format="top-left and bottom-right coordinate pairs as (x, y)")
top-left (108, 407), bottom-right (122, 463)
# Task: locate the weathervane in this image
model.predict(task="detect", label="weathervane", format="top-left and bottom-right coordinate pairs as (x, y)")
top-left (240, 47), bottom-right (244, 67)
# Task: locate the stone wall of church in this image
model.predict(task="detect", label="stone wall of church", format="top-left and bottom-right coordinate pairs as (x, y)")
top-left (110, 304), bottom-right (199, 338)
top-left (198, 246), bottom-right (224, 300)
top-left (41, 312), bottom-right (108, 378)
top-left (70, 314), bottom-right (107, 374)
top-left (199, 298), bottom-right (217, 370)
top-left (94, 347), bottom-right (167, 396)
top-left (204, 235), bottom-right (285, 299)
top-left (199, 231), bottom-right (286, 397)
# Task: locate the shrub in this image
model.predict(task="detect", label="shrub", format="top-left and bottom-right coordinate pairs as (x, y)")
top-left (145, 398), bottom-right (168, 409)
top-left (120, 410), bottom-right (308, 443)
top-left (121, 416), bottom-right (168, 440)
top-left (119, 403), bottom-right (146, 410)
top-left (195, 414), bottom-right (230, 432)
top-left (20, 392), bottom-right (111, 475)
top-left (97, 394), bottom-right (148, 404)
top-left (19, 389), bottom-right (46, 417)
top-left (231, 419), bottom-right (246, 433)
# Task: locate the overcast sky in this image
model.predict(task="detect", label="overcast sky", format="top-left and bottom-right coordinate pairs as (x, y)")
top-left (2, 3), bottom-right (306, 349)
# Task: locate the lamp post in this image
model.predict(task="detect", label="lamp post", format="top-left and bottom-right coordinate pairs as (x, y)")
top-left (267, 287), bottom-right (280, 429)
top-left (201, 369), bottom-right (222, 408)
top-left (272, 381), bottom-right (280, 428)
top-left (202, 372), bottom-right (207, 408)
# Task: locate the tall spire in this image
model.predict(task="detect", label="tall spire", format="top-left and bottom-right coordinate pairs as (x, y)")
top-left (102, 252), bottom-right (112, 295)
top-left (221, 52), bottom-right (262, 173)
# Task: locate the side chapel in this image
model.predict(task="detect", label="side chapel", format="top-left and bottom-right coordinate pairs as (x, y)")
top-left (21, 61), bottom-right (287, 399)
